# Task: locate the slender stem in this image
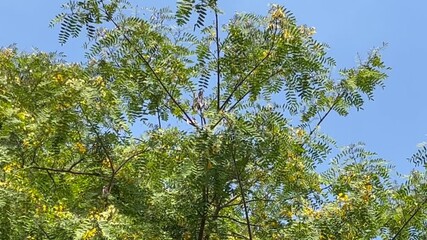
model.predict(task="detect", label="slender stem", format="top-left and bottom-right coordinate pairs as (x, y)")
top-left (219, 45), bottom-right (273, 111)
top-left (219, 27), bottom-right (278, 111)
top-left (80, 105), bottom-right (116, 194)
top-left (36, 222), bottom-right (53, 240)
top-left (99, 1), bottom-right (197, 129)
top-left (30, 166), bottom-right (101, 177)
top-left (220, 195), bottom-right (240, 209)
top-left (197, 153), bottom-right (212, 240)
top-left (222, 197), bottom-right (274, 209)
top-left (157, 107), bottom-right (162, 129)
top-left (210, 68), bottom-right (284, 130)
top-left (45, 169), bottom-right (56, 186)
top-left (215, 10), bottom-right (221, 111)
top-left (309, 92), bottom-right (344, 136)
top-left (231, 138), bottom-right (253, 240)
top-left (391, 196), bottom-right (427, 240)
top-left (198, 186), bottom-right (208, 240)
top-left (211, 215), bottom-right (260, 227)
top-left (228, 68), bottom-right (284, 113)
top-left (115, 149), bottom-right (147, 174)
top-left (67, 157), bottom-right (85, 171)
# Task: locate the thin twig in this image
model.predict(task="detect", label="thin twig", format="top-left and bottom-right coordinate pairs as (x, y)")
top-left (219, 44), bottom-right (274, 112)
top-left (67, 157), bottom-right (86, 172)
top-left (157, 107), bottom-right (162, 129)
top-left (309, 92), bottom-right (345, 136)
top-left (227, 68), bottom-right (284, 113)
top-left (198, 186), bottom-right (209, 240)
top-left (222, 197), bottom-right (274, 209)
top-left (219, 27), bottom-right (278, 111)
top-left (99, 0), bottom-right (197, 129)
top-left (215, 10), bottom-right (221, 111)
top-left (219, 195), bottom-right (240, 209)
top-left (391, 196), bottom-right (427, 240)
top-left (231, 137), bottom-right (253, 240)
top-left (45, 169), bottom-right (56, 186)
top-left (80, 105), bottom-right (116, 194)
top-left (36, 222), bottom-right (53, 240)
top-left (29, 166), bottom-right (101, 177)
top-left (114, 148), bottom-right (147, 174)
top-left (211, 215), bottom-right (260, 227)
top-left (210, 68), bottom-right (284, 130)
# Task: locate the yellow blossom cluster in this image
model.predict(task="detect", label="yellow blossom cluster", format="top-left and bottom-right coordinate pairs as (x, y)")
top-left (53, 202), bottom-right (72, 218)
top-left (75, 142), bottom-right (87, 154)
top-left (88, 208), bottom-right (102, 221)
top-left (94, 76), bottom-right (105, 87)
top-left (2, 162), bottom-right (19, 173)
top-left (337, 192), bottom-right (349, 202)
top-left (54, 73), bottom-right (65, 84)
top-left (82, 228), bottom-right (97, 240)
top-left (271, 7), bottom-right (284, 19)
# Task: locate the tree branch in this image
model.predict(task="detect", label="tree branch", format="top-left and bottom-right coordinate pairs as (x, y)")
top-left (215, 10), bottom-right (221, 111)
top-left (227, 68), bottom-right (284, 113)
top-left (309, 91), bottom-right (345, 136)
top-left (211, 215), bottom-right (260, 227)
top-left (219, 27), bottom-right (278, 111)
top-left (210, 68), bottom-right (284, 130)
top-left (114, 148), bottom-right (147, 174)
top-left (221, 197), bottom-right (274, 209)
top-left (231, 137), bottom-right (253, 240)
top-left (197, 185), bottom-right (209, 240)
top-left (67, 157), bottom-right (86, 172)
top-left (156, 107), bottom-right (162, 129)
top-left (79, 105), bottom-right (116, 195)
top-left (391, 196), bottom-right (427, 240)
top-left (219, 45), bottom-right (274, 112)
top-left (99, 0), bottom-right (198, 129)
top-left (29, 166), bottom-right (102, 177)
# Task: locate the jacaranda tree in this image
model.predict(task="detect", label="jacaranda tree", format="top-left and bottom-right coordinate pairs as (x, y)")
top-left (1, 0), bottom-right (427, 239)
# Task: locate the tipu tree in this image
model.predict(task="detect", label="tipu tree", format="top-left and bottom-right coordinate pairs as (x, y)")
top-left (1, 0), bottom-right (426, 239)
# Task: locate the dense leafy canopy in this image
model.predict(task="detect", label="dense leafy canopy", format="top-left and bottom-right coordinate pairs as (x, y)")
top-left (1, 0), bottom-right (427, 239)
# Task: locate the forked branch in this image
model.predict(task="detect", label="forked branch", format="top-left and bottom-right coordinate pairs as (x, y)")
top-left (99, 0), bottom-right (198, 129)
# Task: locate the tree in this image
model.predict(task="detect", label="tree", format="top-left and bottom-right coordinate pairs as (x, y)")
top-left (0, 0), bottom-right (426, 239)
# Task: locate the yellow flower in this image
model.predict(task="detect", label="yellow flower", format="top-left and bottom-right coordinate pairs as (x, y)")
top-left (207, 161), bottom-right (213, 170)
top-left (53, 202), bottom-right (64, 212)
top-left (95, 76), bottom-right (104, 86)
top-left (54, 74), bottom-right (64, 84)
top-left (296, 128), bottom-right (305, 137)
top-left (261, 50), bottom-right (269, 59)
top-left (365, 183), bottom-right (373, 193)
top-left (183, 232), bottom-right (192, 240)
top-left (89, 209), bottom-right (101, 221)
top-left (272, 7), bottom-right (284, 19)
top-left (3, 163), bottom-right (17, 173)
top-left (17, 111), bottom-right (27, 121)
top-left (75, 142), bottom-right (87, 154)
top-left (280, 209), bottom-right (293, 218)
top-left (82, 228), bottom-right (97, 240)
top-left (303, 207), bottom-right (315, 217)
top-left (338, 192), bottom-right (349, 202)
top-left (102, 159), bottom-right (111, 168)
top-left (362, 194), bottom-right (370, 203)
top-left (22, 139), bottom-right (30, 148)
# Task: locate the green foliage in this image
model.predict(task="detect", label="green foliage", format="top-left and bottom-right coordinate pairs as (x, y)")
top-left (0, 1), bottom-right (424, 240)
top-left (176, 0), bottom-right (218, 28)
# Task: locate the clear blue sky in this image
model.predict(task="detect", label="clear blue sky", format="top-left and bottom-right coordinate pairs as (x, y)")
top-left (1, 1), bottom-right (426, 175)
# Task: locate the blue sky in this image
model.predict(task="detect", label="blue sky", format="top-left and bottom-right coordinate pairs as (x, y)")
top-left (1, 1), bottom-right (426, 175)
